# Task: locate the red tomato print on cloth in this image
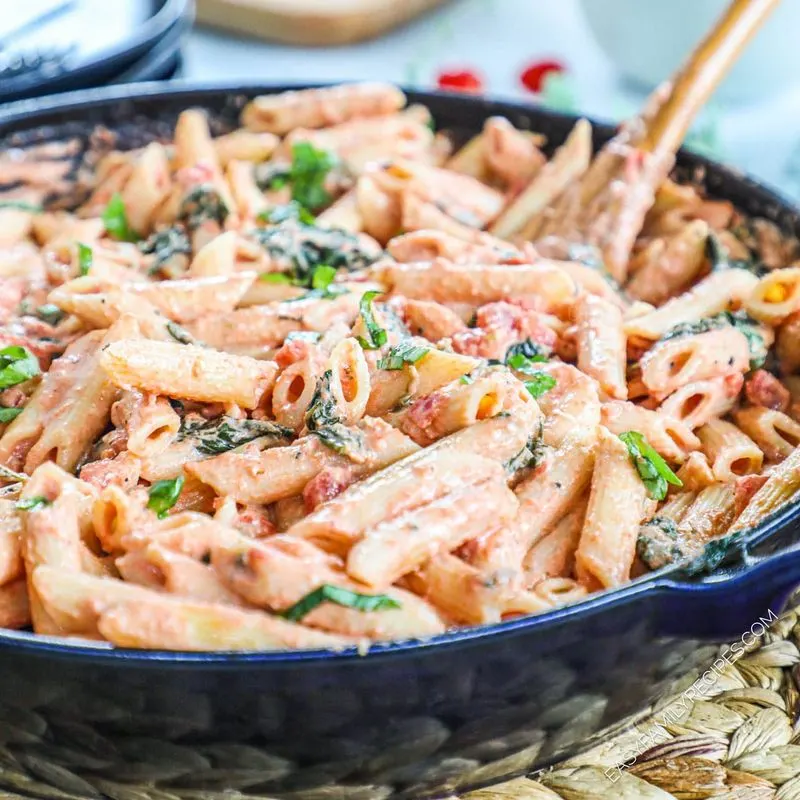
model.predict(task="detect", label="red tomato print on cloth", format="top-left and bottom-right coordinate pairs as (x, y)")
top-left (436, 69), bottom-right (485, 94)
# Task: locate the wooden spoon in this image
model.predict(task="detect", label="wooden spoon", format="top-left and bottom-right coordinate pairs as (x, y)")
top-left (642, 0), bottom-right (782, 155)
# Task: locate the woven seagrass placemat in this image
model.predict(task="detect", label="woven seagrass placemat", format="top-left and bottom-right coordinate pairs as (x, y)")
top-left (1, 607), bottom-right (800, 800)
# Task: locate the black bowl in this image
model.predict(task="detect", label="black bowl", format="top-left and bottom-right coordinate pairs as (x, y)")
top-left (0, 83), bottom-right (799, 800)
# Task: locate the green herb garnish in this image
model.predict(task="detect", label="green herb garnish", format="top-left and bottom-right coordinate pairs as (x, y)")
top-left (524, 373), bottom-right (557, 399)
top-left (280, 584), bottom-right (401, 622)
top-left (619, 431), bottom-right (682, 501)
top-left (166, 321), bottom-right (194, 345)
top-left (16, 496), bottom-right (50, 511)
top-left (260, 273), bottom-right (293, 284)
top-left (288, 142), bottom-right (337, 211)
top-left (311, 265), bottom-right (337, 291)
top-left (178, 185), bottom-right (229, 231)
top-left (377, 341), bottom-right (429, 370)
top-left (259, 201), bottom-right (316, 226)
top-left (0, 463), bottom-right (26, 483)
top-left (460, 374), bottom-right (474, 385)
top-left (35, 304), bottom-right (65, 326)
top-left (356, 291), bottom-right (387, 350)
top-left (0, 407), bottom-right (23, 423)
top-left (102, 194), bottom-right (139, 243)
top-left (77, 242), bottom-right (93, 276)
top-left (637, 516), bottom-right (685, 570)
top-left (140, 226), bottom-right (191, 274)
top-left (0, 346), bottom-right (39, 389)
top-left (305, 371), bottom-right (342, 432)
top-left (181, 417), bottom-right (294, 456)
top-left (506, 339), bottom-right (550, 366)
top-left (147, 475), bottom-right (184, 519)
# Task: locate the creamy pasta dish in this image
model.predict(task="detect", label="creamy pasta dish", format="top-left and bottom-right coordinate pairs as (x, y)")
top-left (0, 82), bottom-right (798, 651)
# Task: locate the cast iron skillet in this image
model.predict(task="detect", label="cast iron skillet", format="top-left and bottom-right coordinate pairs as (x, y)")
top-left (0, 83), bottom-right (800, 799)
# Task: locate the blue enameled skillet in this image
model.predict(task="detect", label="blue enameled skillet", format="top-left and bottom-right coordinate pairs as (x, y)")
top-left (0, 83), bottom-right (799, 799)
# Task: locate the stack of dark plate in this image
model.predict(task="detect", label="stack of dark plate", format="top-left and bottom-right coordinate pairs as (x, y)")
top-left (0, 0), bottom-right (193, 104)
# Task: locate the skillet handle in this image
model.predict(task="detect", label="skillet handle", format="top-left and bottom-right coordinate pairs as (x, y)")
top-left (656, 542), bottom-right (800, 640)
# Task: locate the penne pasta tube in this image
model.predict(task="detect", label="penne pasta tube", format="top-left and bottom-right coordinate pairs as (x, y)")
top-left (100, 340), bottom-right (278, 409)
top-left (288, 448), bottom-right (508, 555)
top-left (491, 118), bottom-right (592, 239)
top-left (371, 259), bottom-right (577, 310)
top-left (626, 220), bottom-right (709, 305)
top-left (226, 160), bottom-right (269, 220)
top-left (213, 129), bottom-right (279, 165)
top-left (697, 418), bottom-right (764, 481)
top-left (123, 273), bottom-right (257, 323)
top-left (328, 338), bottom-right (371, 425)
top-left (734, 407), bottom-right (800, 461)
top-left (212, 533), bottom-right (444, 640)
top-left (776, 310), bottom-right (800, 375)
top-left (0, 500), bottom-right (23, 586)
top-left (746, 266), bottom-right (800, 325)
top-left (24, 316), bottom-right (137, 474)
top-left (121, 142), bottom-right (171, 236)
top-left (347, 476), bottom-right (519, 587)
top-left (242, 82), bottom-right (406, 134)
top-left (639, 328), bottom-right (751, 396)
top-left (601, 400), bottom-right (700, 463)
top-left (187, 418), bottom-right (419, 505)
top-left (624, 269), bottom-right (760, 340)
top-left (658, 374), bottom-right (743, 430)
top-left (367, 347), bottom-right (480, 417)
top-left (729, 445), bottom-right (800, 533)
top-left (677, 482), bottom-right (736, 548)
top-left (574, 293), bottom-right (627, 399)
top-left (111, 390), bottom-right (181, 459)
top-left (0, 579), bottom-right (29, 630)
top-left (575, 427), bottom-right (655, 589)
top-left (533, 362), bottom-right (601, 447)
top-left (522, 498), bottom-right (587, 586)
top-left (511, 429), bottom-right (598, 563)
top-left (395, 369), bottom-right (527, 446)
top-left (188, 230), bottom-right (239, 278)
top-left (675, 451), bottom-right (715, 492)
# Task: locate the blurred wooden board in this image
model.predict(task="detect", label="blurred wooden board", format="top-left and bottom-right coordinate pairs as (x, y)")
top-left (196, 0), bottom-right (451, 46)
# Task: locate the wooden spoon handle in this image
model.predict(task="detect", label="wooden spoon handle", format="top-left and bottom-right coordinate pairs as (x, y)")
top-left (642, 0), bottom-right (781, 155)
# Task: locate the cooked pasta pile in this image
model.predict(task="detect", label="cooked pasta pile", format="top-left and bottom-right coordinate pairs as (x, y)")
top-left (0, 82), bottom-right (799, 651)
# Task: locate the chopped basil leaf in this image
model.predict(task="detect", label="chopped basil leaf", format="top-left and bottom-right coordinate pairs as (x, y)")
top-left (140, 226), bottom-right (191, 274)
top-left (0, 407), bottom-right (23, 423)
top-left (459, 374), bottom-right (474, 385)
top-left (250, 221), bottom-right (380, 285)
top-left (260, 272), bottom-right (293, 284)
top-left (16, 496), bottom-right (50, 511)
top-left (280, 584), bottom-right (401, 622)
top-left (305, 371), bottom-right (342, 431)
top-left (377, 341), bottom-right (429, 370)
top-left (356, 291), bottom-right (388, 350)
top-left (0, 346), bottom-right (40, 389)
top-left (35, 304), bottom-right (64, 326)
top-left (311, 264), bottom-right (337, 291)
top-left (102, 194), bottom-right (139, 243)
top-left (166, 321), bottom-right (194, 345)
top-left (506, 339), bottom-right (550, 365)
top-left (619, 431), bottom-right (682, 501)
top-left (259, 202), bottom-right (316, 226)
top-left (147, 475), bottom-right (184, 519)
top-left (77, 242), bottom-right (93, 276)
top-left (312, 423), bottom-right (366, 459)
top-left (504, 421), bottom-right (546, 475)
top-left (524, 372), bottom-right (556, 399)
top-left (178, 185), bottom-right (229, 231)
top-left (288, 142), bottom-right (337, 211)
top-left (0, 200), bottom-right (42, 213)
top-left (181, 416), bottom-right (294, 456)
top-left (637, 516), bottom-right (686, 569)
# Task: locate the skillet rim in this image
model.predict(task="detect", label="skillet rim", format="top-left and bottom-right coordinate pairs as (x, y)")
top-left (0, 80), bottom-right (798, 665)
